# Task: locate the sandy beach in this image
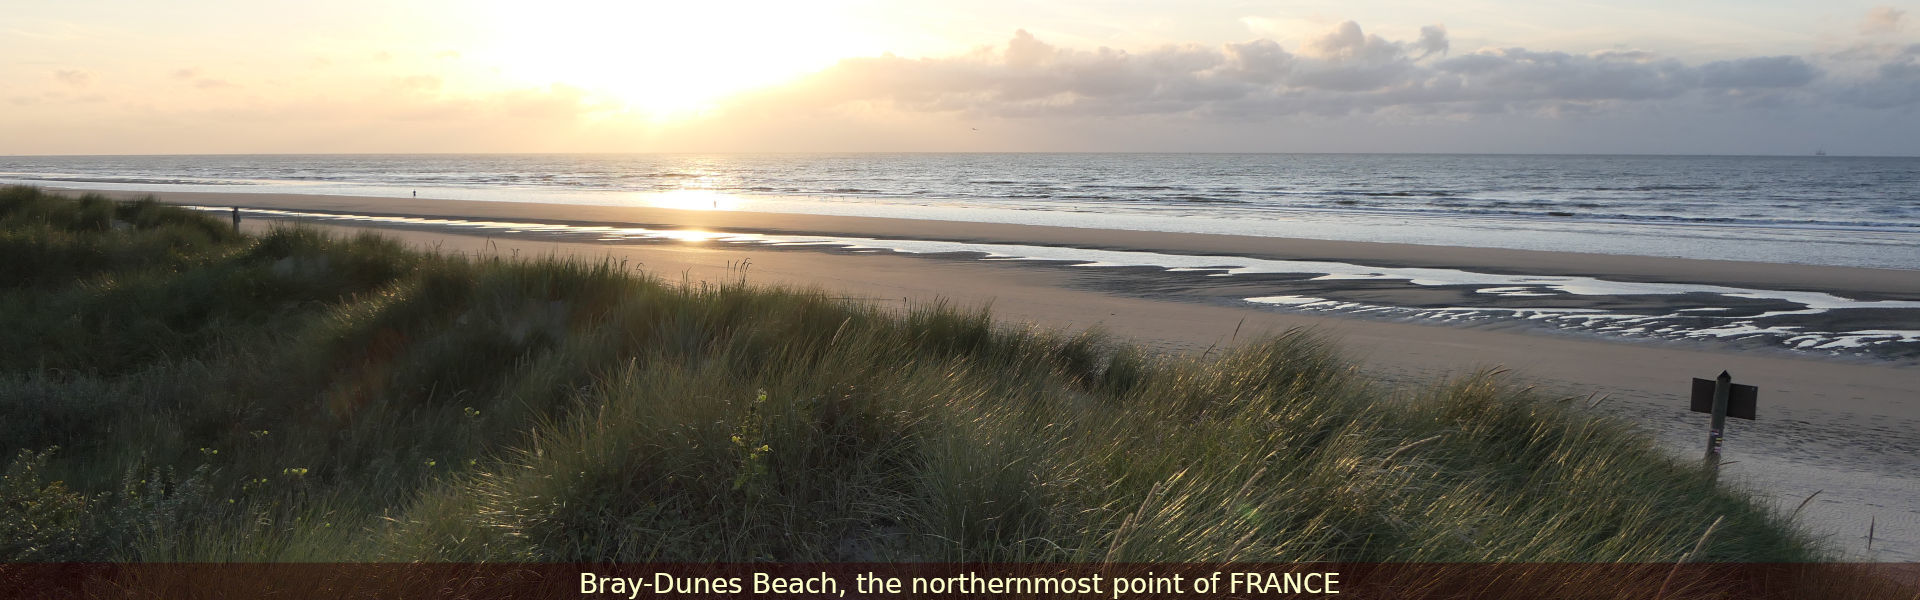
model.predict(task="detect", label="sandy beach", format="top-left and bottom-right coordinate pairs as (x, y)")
top-left (83, 187), bottom-right (1920, 560)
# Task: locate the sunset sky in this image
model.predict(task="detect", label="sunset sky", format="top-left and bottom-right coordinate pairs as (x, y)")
top-left (6, 0), bottom-right (1918, 155)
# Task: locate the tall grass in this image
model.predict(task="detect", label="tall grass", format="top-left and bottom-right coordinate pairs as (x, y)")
top-left (0, 186), bottom-right (1835, 575)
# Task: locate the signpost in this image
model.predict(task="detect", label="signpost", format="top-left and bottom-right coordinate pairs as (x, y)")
top-left (1690, 371), bottom-right (1757, 480)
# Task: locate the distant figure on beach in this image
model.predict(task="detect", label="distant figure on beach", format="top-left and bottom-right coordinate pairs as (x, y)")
top-left (230, 207), bottom-right (240, 231)
top-left (412, 190), bottom-right (417, 197)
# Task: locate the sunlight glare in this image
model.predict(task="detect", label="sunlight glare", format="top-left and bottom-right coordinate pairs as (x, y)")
top-left (481, 0), bottom-right (864, 120)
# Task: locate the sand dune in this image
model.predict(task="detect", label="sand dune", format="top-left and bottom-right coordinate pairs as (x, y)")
top-left (90, 187), bottom-right (1920, 561)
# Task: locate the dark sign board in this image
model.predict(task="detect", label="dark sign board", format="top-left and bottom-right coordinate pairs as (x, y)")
top-left (1690, 378), bottom-right (1757, 420)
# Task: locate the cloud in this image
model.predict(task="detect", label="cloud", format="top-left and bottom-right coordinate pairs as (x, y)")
top-left (736, 22), bottom-right (1866, 123)
top-left (172, 67), bottom-right (234, 90)
top-left (1431, 48), bottom-right (1697, 101)
top-left (1219, 39), bottom-right (1293, 84)
top-left (1413, 25), bottom-right (1449, 60)
top-left (1288, 22), bottom-right (1422, 92)
top-left (1306, 21), bottom-right (1401, 62)
top-left (1698, 56), bottom-right (1819, 88)
top-left (395, 74), bottom-right (443, 93)
top-left (53, 69), bottom-right (91, 87)
top-left (1004, 29), bottom-right (1054, 68)
top-left (1239, 17), bottom-right (1282, 36)
top-left (1863, 6), bottom-right (1905, 35)
top-left (1838, 45), bottom-right (1920, 108)
top-left (499, 84), bottom-right (596, 119)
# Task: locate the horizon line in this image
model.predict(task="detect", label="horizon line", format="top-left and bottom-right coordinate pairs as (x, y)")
top-left (5, 150), bottom-right (1914, 159)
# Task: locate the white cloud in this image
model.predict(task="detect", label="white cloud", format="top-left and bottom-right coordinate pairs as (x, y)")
top-left (1306, 21), bottom-right (1401, 62)
top-left (1863, 6), bottom-right (1905, 35)
top-left (736, 22), bottom-right (1865, 122)
top-left (52, 69), bottom-right (91, 87)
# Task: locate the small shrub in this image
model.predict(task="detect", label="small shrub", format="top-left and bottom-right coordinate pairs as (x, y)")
top-left (0, 448), bottom-right (102, 561)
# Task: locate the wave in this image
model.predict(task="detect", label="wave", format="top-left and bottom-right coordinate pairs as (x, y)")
top-left (1310, 202), bottom-right (1920, 230)
top-left (19, 176), bottom-right (256, 186)
top-left (1591, 183), bottom-right (1719, 192)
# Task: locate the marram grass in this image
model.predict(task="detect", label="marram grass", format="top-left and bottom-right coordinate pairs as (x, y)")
top-left (0, 186), bottom-right (1829, 568)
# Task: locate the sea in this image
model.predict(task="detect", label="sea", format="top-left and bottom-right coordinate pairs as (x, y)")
top-left (2, 153), bottom-right (1916, 269)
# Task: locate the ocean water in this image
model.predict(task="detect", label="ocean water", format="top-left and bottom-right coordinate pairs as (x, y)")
top-left (3, 153), bottom-right (1917, 269)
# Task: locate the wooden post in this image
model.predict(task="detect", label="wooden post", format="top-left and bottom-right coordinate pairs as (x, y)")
top-left (1703, 370), bottom-right (1731, 479)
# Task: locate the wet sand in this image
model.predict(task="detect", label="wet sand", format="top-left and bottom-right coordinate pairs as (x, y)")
top-left (86, 188), bottom-right (1920, 561)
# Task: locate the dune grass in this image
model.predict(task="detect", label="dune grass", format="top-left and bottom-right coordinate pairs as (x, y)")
top-left (0, 186), bottom-right (1835, 570)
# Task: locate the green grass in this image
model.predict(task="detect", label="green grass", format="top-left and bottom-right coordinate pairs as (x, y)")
top-left (0, 186), bottom-right (1842, 573)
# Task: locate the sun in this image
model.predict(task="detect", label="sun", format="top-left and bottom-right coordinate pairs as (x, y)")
top-left (478, 0), bottom-right (864, 120)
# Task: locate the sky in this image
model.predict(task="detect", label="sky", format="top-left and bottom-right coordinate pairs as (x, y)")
top-left (4, 0), bottom-right (1919, 155)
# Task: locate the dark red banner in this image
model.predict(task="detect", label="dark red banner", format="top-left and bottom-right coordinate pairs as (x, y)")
top-left (2, 562), bottom-right (1915, 599)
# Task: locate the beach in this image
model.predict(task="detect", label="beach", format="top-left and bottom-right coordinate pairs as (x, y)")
top-left (79, 186), bottom-right (1920, 561)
